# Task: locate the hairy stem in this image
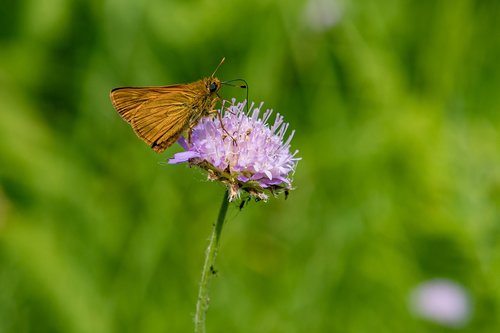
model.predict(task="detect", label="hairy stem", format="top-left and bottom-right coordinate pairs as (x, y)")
top-left (194, 189), bottom-right (229, 333)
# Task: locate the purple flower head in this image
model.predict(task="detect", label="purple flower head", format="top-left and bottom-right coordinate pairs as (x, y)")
top-left (169, 100), bottom-right (300, 201)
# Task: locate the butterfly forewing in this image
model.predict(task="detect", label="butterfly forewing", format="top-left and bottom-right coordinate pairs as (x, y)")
top-left (110, 85), bottom-right (198, 152)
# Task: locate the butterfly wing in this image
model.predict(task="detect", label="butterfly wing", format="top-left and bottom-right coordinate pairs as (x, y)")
top-left (110, 85), bottom-right (198, 152)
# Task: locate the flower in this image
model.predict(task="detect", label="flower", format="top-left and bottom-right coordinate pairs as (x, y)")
top-left (303, 0), bottom-right (343, 32)
top-left (408, 278), bottom-right (472, 328)
top-left (169, 100), bottom-right (300, 201)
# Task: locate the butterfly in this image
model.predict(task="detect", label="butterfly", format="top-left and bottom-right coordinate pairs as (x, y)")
top-left (110, 58), bottom-right (228, 153)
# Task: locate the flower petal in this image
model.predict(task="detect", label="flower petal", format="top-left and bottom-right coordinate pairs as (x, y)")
top-left (168, 151), bottom-right (200, 164)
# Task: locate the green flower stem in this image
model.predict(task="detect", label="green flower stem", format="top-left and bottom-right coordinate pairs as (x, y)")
top-left (194, 189), bottom-right (229, 333)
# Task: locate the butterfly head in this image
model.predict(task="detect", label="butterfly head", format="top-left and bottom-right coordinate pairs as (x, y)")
top-left (207, 77), bottom-right (221, 94)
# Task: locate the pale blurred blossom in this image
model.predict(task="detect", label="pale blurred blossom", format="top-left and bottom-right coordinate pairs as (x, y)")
top-left (409, 278), bottom-right (472, 328)
top-left (303, 0), bottom-right (343, 32)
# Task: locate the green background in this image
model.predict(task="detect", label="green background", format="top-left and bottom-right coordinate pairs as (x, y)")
top-left (1, 0), bottom-right (499, 332)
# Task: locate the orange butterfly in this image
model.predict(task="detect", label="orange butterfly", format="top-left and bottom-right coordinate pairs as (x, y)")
top-left (110, 59), bottom-right (227, 153)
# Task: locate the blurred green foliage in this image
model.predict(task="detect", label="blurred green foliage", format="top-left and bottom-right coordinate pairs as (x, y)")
top-left (1, 0), bottom-right (499, 332)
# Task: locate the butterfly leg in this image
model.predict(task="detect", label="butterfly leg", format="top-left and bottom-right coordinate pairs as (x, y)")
top-left (220, 99), bottom-right (237, 116)
top-left (187, 128), bottom-right (193, 148)
top-left (208, 107), bottom-right (237, 146)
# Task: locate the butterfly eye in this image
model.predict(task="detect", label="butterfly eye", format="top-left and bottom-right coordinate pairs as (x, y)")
top-left (209, 82), bottom-right (218, 93)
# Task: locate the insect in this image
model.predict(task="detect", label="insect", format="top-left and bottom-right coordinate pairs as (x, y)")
top-left (110, 58), bottom-right (242, 153)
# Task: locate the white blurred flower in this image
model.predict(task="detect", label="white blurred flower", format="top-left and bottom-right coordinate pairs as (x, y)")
top-left (303, 0), bottom-right (343, 32)
top-left (409, 278), bottom-right (472, 328)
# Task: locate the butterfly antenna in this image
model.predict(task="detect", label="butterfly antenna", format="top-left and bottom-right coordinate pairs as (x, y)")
top-left (222, 78), bottom-right (249, 112)
top-left (211, 57), bottom-right (225, 77)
